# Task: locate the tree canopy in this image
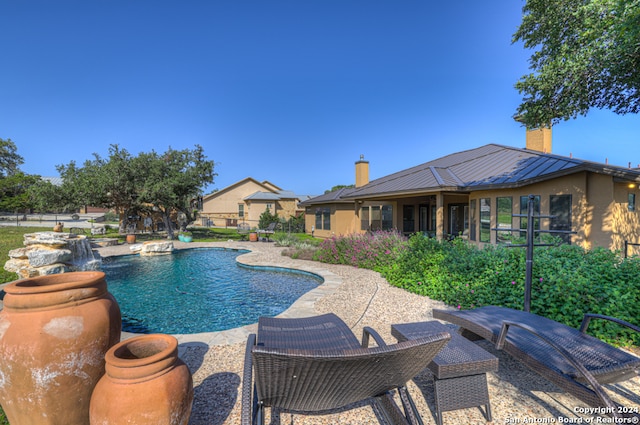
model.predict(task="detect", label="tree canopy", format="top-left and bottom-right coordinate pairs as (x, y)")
top-left (56, 144), bottom-right (215, 237)
top-left (136, 145), bottom-right (216, 236)
top-left (56, 145), bottom-right (142, 231)
top-left (0, 138), bottom-right (24, 178)
top-left (513, 0), bottom-right (640, 128)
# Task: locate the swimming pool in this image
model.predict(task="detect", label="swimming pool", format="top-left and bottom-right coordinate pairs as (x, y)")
top-left (101, 248), bottom-right (323, 334)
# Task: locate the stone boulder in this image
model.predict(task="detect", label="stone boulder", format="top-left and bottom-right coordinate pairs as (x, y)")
top-left (4, 232), bottom-right (102, 278)
top-left (138, 241), bottom-right (175, 256)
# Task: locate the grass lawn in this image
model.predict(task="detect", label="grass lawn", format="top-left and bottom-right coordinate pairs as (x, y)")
top-left (0, 226), bottom-right (52, 284)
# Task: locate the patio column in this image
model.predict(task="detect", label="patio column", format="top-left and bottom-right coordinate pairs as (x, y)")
top-left (436, 194), bottom-right (444, 240)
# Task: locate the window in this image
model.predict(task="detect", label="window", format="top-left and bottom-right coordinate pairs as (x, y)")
top-left (550, 195), bottom-right (572, 244)
top-left (323, 208), bottom-right (330, 230)
top-left (361, 206), bottom-right (370, 231)
top-left (238, 204), bottom-right (244, 218)
top-left (266, 203), bottom-right (273, 211)
top-left (469, 199), bottom-right (476, 241)
top-left (629, 193), bottom-right (636, 212)
top-left (371, 206), bottom-right (382, 230)
top-left (382, 205), bottom-right (393, 230)
top-left (361, 205), bottom-right (393, 231)
top-left (496, 197), bottom-right (513, 244)
top-left (315, 207), bottom-right (331, 230)
top-left (480, 198), bottom-right (491, 242)
top-left (403, 205), bottom-right (415, 233)
top-left (520, 195), bottom-right (540, 241)
top-left (448, 204), bottom-right (468, 237)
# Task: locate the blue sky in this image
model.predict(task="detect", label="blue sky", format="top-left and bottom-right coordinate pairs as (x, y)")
top-left (2, 1), bottom-right (639, 197)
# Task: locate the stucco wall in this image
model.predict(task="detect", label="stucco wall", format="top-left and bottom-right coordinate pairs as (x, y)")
top-left (304, 204), bottom-right (358, 238)
top-left (466, 171), bottom-right (640, 251)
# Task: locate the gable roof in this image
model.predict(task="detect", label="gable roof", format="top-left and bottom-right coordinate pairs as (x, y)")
top-left (203, 177), bottom-right (277, 201)
top-left (309, 144), bottom-right (640, 203)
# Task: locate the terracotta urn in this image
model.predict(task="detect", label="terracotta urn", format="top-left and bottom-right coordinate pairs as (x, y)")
top-left (0, 271), bottom-right (122, 425)
top-left (126, 234), bottom-right (137, 244)
top-left (90, 334), bottom-right (194, 425)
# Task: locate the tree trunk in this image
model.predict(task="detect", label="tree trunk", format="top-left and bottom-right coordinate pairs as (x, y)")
top-left (162, 211), bottom-right (174, 240)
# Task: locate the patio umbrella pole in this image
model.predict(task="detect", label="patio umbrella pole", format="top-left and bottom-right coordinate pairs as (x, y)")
top-left (524, 195), bottom-right (535, 312)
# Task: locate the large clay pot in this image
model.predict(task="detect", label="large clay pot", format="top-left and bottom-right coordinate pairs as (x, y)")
top-left (90, 334), bottom-right (194, 425)
top-left (0, 271), bottom-right (122, 425)
top-left (126, 234), bottom-right (137, 244)
top-left (249, 232), bottom-right (258, 242)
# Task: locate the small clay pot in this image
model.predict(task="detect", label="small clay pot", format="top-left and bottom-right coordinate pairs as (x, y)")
top-left (90, 334), bottom-right (194, 425)
top-left (0, 271), bottom-right (122, 425)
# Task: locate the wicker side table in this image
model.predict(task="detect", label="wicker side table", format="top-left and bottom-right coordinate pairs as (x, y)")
top-left (391, 321), bottom-right (499, 425)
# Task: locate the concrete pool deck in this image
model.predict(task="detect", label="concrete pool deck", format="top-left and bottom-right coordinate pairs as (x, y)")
top-left (94, 240), bottom-right (640, 425)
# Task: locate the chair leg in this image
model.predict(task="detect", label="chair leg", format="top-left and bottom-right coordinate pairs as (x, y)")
top-left (256, 402), bottom-right (265, 425)
top-left (485, 402), bottom-right (492, 422)
top-left (373, 393), bottom-right (411, 425)
top-left (397, 386), bottom-right (424, 425)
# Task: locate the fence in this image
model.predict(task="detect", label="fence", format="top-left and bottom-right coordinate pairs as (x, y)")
top-left (199, 216), bottom-right (306, 234)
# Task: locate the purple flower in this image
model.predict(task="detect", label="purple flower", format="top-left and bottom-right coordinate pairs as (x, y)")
top-left (511, 281), bottom-right (516, 285)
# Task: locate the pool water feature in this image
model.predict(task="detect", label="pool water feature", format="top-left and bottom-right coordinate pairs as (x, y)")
top-left (101, 248), bottom-right (323, 334)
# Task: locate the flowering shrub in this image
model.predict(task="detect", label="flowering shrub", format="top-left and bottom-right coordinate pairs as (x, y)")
top-left (313, 230), bottom-right (407, 271)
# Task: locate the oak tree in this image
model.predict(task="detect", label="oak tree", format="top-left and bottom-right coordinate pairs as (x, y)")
top-left (514, 0), bottom-right (640, 128)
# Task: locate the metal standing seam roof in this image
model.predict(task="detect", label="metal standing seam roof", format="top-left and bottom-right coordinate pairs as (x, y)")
top-left (299, 187), bottom-right (358, 205)
top-left (243, 191), bottom-right (281, 201)
top-left (309, 143), bottom-right (640, 202)
top-left (244, 189), bottom-right (307, 202)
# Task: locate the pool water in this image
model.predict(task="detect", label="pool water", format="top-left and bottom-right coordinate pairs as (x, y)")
top-left (101, 248), bottom-right (322, 334)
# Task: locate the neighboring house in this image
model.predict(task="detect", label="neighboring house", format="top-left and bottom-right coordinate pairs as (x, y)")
top-left (201, 177), bottom-right (308, 228)
top-left (301, 129), bottom-right (640, 252)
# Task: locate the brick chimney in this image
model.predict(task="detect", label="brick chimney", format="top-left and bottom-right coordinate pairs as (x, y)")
top-left (355, 155), bottom-right (369, 188)
top-left (525, 127), bottom-right (552, 153)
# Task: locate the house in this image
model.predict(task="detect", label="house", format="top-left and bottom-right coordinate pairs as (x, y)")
top-left (201, 177), bottom-right (308, 228)
top-left (301, 129), bottom-right (640, 252)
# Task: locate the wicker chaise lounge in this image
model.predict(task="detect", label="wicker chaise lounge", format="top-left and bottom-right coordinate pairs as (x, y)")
top-left (242, 313), bottom-right (451, 425)
top-left (256, 222), bottom-right (277, 242)
top-left (433, 306), bottom-right (640, 419)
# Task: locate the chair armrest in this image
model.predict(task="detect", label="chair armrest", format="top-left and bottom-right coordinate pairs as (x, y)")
top-left (579, 313), bottom-right (640, 335)
top-left (241, 334), bottom-right (257, 425)
top-left (496, 321), bottom-right (621, 418)
top-left (362, 326), bottom-right (388, 348)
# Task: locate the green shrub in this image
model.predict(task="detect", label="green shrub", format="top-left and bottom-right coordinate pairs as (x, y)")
top-left (258, 208), bottom-right (278, 230)
top-left (273, 232), bottom-right (298, 247)
top-left (376, 234), bottom-right (640, 347)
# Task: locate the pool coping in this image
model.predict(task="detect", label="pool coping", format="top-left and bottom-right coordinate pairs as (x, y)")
top-left (102, 241), bottom-right (343, 346)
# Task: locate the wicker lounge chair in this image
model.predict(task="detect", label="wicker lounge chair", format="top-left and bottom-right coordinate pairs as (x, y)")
top-left (237, 223), bottom-right (251, 241)
top-left (256, 222), bottom-right (277, 242)
top-left (433, 306), bottom-right (640, 420)
top-left (242, 313), bottom-right (451, 425)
